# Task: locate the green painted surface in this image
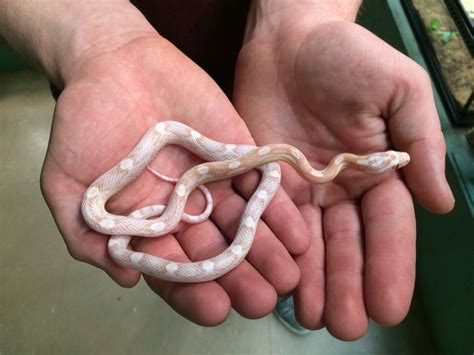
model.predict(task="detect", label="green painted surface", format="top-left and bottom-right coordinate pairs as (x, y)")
top-left (0, 45), bottom-right (29, 72)
top-left (415, 158), bottom-right (474, 354)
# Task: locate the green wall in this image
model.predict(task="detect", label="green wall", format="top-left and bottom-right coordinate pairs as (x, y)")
top-left (0, 45), bottom-right (28, 72)
top-left (415, 158), bottom-right (474, 354)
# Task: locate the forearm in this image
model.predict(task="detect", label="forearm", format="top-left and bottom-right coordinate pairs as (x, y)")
top-left (0, 0), bottom-right (156, 88)
top-left (245, 0), bottom-right (362, 41)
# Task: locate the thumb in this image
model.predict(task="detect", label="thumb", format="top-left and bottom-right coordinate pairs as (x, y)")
top-left (388, 67), bottom-right (454, 214)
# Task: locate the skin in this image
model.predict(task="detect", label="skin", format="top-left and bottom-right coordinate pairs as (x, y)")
top-left (233, 1), bottom-right (455, 339)
top-left (27, 2), bottom-right (302, 325)
top-left (0, 0), bottom-right (454, 339)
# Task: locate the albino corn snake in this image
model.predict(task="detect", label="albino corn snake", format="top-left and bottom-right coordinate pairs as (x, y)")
top-left (81, 121), bottom-right (410, 282)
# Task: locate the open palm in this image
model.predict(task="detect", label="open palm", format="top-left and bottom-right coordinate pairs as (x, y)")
top-left (41, 35), bottom-right (303, 325)
top-left (234, 21), bottom-right (454, 339)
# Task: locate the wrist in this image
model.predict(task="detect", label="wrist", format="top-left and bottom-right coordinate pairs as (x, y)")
top-left (58, 2), bottom-right (161, 88)
top-left (244, 0), bottom-right (362, 42)
top-left (0, 1), bottom-right (158, 89)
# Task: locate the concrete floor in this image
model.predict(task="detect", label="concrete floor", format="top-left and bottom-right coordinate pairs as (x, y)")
top-left (0, 69), bottom-right (434, 354)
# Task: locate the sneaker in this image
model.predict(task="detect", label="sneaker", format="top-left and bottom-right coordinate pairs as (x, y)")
top-left (273, 296), bottom-right (311, 335)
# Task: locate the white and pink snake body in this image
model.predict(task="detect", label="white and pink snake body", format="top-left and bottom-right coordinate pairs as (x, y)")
top-left (82, 121), bottom-right (410, 282)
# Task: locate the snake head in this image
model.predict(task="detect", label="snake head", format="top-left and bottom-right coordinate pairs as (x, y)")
top-left (356, 150), bottom-right (410, 174)
top-left (394, 151), bottom-right (410, 169)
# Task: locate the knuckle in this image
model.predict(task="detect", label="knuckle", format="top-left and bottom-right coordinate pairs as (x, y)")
top-left (396, 57), bottom-right (432, 92)
top-left (408, 63), bottom-right (432, 89)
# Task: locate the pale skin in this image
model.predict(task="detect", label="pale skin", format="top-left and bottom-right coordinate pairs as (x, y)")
top-left (0, 0), bottom-right (454, 340)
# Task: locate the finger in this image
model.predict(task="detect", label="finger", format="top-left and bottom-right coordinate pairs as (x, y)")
top-left (389, 68), bottom-right (454, 213)
top-left (128, 174), bottom-right (276, 320)
top-left (362, 178), bottom-right (416, 326)
top-left (79, 162), bottom-right (233, 325)
top-left (233, 169), bottom-right (311, 254)
top-left (174, 211), bottom-right (278, 319)
top-left (323, 201), bottom-right (368, 340)
top-left (211, 180), bottom-right (300, 296)
top-left (292, 203), bottom-right (325, 330)
top-left (136, 232), bottom-right (232, 326)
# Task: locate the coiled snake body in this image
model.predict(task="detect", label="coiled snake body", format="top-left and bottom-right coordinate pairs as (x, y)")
top-left (81, 121), bottom-right (410, 282)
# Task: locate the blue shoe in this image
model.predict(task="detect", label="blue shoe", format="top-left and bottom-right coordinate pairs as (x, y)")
top-left (273, 296), bottom-right (311, 335)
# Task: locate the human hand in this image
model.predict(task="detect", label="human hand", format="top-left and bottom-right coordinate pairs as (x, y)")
top-left (38, 2), bottom-right (302, 326)
top-left (233, 1), bottom-right (454, 339)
